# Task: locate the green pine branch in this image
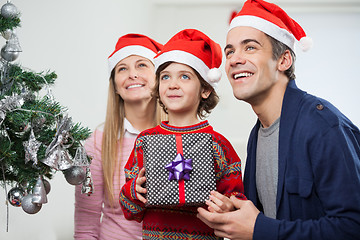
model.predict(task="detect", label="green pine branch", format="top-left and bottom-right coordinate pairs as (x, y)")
top-left (6, 64), bottom-right (57, 94)
top-left (0, 14), bottom-right (20, 32)
top-left (0, 5), bottom-right (92, 193)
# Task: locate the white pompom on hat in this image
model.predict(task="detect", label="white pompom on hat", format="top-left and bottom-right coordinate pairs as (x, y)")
top-left (108, 34), bottom-right (163, 75)
top-left (154, 29), bottom-right (222, 89)
top-left (229, 0), bottom-right (312, 53)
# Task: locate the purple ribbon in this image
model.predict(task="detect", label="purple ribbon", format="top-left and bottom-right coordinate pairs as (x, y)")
top-left (165, 153), bottom-right (192, 181)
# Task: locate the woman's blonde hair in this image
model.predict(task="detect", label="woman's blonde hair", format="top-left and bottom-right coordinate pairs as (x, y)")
top-left (101, 70), bottom-right (162, 206)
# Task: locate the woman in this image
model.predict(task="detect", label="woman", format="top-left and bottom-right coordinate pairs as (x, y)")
top-left (74, 34), bottom-right (163, 240)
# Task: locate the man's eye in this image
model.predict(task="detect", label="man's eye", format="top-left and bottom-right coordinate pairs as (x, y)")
top-left (225, 50), bottom-right (234, 57)
top-left (246, 46), bottom-right (255, 51)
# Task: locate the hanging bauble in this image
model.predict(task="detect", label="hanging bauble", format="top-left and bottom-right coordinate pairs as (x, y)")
top-left (41, 148), bottom-right (60, 169)
top-left (23, 129), bottom-right (42, 164)
top-left (58, 150), bottom-right (73, 170)
top-left (63, 166), bottom-right (86, 185)
top-left (0, 2), bottom-right (18, 19)
top-left (21, 194), bottom-right (42, 214)
top-left (1, 29), bottom-right (13, 40)
top-left (1, 32), bottom-right (21, 62)
top-left (43, 178), bottom-right (51, 195)
top-left (1, 43), bottom-right (19, 62)
top-left (7, 31), bottom-right (22, 52)
top-left (43, 115), bottom-right (74, 170)
top-left (81, 167), bottom-right (94, 196)
top-left (7, 187), bottom-right (26, 207)
top-left (31, 176), bottom-right (48, 204)
top-left (73, 146), bottom-right (90, 166)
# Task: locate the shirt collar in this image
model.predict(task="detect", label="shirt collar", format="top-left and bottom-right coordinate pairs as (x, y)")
top-left (124, 118), bottom-right (140, 136)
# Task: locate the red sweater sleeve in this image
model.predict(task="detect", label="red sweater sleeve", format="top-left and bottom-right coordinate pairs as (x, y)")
top-left (212, 132), bottom-right (247, 200)
top-left (119, 135), bottom-right (146, 222)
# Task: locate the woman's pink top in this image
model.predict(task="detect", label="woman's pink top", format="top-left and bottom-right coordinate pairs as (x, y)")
top-left (74, 120), bottom-right (142, 239)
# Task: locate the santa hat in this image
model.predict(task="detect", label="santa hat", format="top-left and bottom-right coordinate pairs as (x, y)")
top-left (154, 29), bottom-right (222, 89)
top-left (108, 34), bottom-right (163, 74)
top-left (229, 0), bottom-right (312, 52)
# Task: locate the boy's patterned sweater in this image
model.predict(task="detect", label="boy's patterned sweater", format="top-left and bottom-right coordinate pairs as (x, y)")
top-left (119, 120), bottom-right (246, 240)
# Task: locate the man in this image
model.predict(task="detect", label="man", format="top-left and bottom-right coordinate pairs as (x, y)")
top-left (197, 0), bottom-right (360, 239)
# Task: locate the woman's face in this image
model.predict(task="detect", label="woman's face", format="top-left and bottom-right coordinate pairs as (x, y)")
top-left (113, 55), bottom-right (155, 103)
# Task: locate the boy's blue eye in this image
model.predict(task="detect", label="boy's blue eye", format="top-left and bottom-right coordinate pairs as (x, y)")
top-left (139, 63), bottom-right (147, 67)
top-left (181, 74), bottom-right (190, 80)
top-left (161, 75), bottom-right (170, 80)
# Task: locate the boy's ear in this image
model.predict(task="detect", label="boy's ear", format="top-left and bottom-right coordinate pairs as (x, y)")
top-left (278, 49), bottom-right (293, 72)
top-left (201, 88), bottom-right (212, 99)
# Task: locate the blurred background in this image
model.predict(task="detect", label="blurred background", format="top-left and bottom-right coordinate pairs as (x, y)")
top-left (0, 0), bottom-right (359, 239)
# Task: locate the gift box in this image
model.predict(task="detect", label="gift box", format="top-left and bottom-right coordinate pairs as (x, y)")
top-left (143, 133), bottom-right (216, 207)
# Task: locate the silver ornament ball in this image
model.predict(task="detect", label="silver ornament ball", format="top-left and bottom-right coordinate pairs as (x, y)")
top-left (64, 166), bottom-right (86, 185)
top-left (21, 194), bottom-right (42, 214)
top-left (1, 44), bottom-right (19, 62)
top-left (7, 187), bottom-right (25, 207)
top-left (1, 2), bottom-right (18, 19)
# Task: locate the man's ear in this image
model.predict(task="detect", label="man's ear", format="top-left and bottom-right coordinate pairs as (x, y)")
top-left (278, 50), bottom-right (293, 72)
top-left (201, 88), bottom-right (212, 99)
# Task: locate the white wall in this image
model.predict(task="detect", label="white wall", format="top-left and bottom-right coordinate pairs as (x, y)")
top-left (0, 0), bottom-right (360, 239)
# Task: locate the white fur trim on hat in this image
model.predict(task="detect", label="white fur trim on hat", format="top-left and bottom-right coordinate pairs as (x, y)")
top-left (154, 50), bottom-right (218, 88)
top-left (108, 45), bottom-right (156, 75)
top-left (299, 36), bottom-right (313, 52)
top-left (207, 68), bottom-right (222, 83)
top-left (229, 15), bottom-right (296, 52)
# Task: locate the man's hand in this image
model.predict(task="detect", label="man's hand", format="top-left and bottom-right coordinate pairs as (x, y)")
top-left (197, 196), bottom-right (260, 240)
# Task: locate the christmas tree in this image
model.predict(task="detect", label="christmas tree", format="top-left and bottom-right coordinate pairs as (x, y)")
top-left (0, 1), bottom-right (92, 216)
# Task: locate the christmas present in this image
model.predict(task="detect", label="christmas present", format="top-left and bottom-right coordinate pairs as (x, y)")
top-left (143, 133), bottom-right (216, 207)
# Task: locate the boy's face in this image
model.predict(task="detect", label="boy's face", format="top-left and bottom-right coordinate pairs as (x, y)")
top-left (224, 26), bottom-right (280, 105)
top-left (158, 62), bottom-right (208, 118)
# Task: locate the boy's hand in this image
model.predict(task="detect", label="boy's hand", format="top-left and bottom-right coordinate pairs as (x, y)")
top-left (135, 168), bottom-right (147, 204)
top-left (206, 190), bottom-right (235, 213)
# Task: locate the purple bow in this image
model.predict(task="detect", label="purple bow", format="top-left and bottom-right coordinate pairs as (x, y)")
top-left (165, 153), bottom-right (193, 181)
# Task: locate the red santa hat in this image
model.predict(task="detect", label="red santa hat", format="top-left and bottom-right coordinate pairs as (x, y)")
top-left (229, 0), bottom-right (312, 52)
top-left (108, 34), bottom-right (163, 74)
top-left (154, 29), bottom-right (222, 88)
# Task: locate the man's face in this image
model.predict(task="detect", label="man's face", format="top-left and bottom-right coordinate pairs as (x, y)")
top-left (225, 26), bottom-right (280, 105)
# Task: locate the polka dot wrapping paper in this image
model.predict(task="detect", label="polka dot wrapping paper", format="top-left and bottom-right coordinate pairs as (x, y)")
top-left (143, 133), bottom-right (216, 207)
